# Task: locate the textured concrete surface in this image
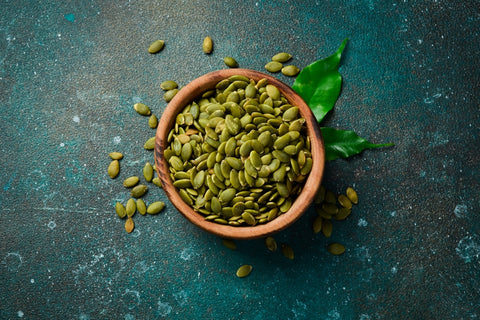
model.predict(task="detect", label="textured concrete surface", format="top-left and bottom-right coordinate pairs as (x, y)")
top-left (1, 0), bottom-right (479, 319)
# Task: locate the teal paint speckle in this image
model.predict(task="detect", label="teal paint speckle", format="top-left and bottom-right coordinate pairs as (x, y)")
top-left (64, 13), bottom-right (75, 23)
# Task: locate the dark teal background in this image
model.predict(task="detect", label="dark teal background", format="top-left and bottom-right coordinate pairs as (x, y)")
top-left (1, 1), bottom-right (479, 319)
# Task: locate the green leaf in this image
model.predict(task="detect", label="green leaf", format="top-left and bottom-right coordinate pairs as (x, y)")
top-left (321, 127), bottom-right (394, 161)
top-left (292, 38), bottom-right (348, 123)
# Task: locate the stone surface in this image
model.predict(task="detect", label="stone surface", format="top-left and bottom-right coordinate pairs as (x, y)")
top-left (1, 1), bottom-right (479, 319)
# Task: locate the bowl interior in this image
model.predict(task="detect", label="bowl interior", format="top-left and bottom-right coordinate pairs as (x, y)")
top-left (155, 69), bottom-right (325, 240)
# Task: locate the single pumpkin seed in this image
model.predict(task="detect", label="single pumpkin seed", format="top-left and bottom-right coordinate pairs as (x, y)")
top-left (143, 162), bottom-right (154, 182)
top-left (152, 177), bottom-right (163, 188)
top-left (131, 184), bottom-right (148, 198)
top-left (160, 80), bottom-right (178, 91)
top-left (346, 187), bottom-right (358, 204)
top-left (148, 114), bottom-right (158, 128)
top-left (265, 236), bottom-right (277, 252)
top-left (338, 194), bottom-right (352, 209)
top-left (126, 198), bottom-right (136, 217)
top-left (147, 201), bottom-right (165, 214)
top-left (281, 65), bottom-right (300, 77)
top-left (125, 218), bottom-right (134, 233)
top-left (327, 243), bottom-right (346, 255)
top-left (123, 176), bottom-right (140, 188)
top-left (236, 264), bottom-right (252, 278)
top-left (108, 152), bottom-right (123, 160)
top-left (281, 244), bottom-right (294, 260)
top-left (108, 160), bottom-right (120, 178)
top-left (202, 36), bottom-right (213, 54)
top-left (264, 61), bottom-right (283, 73)
top-left (144, 136), bottom-right (156, 150)
top-left (322, 219), bottom-right (333, 237)
top-left (148, 40), bottom-right (164, 54)
top-left (133, 102), bottom-right (151, 116)
top-left (223, 57), bottom-right (238, 68)
top-left (164, 89), bottom-right (179, 102)
top-left (272, 52), bottom-right (292, 63)
top-left (241, 211), bottom-right (256, 226)
top-left (313, 216), bottom-right (323, 233)
top-left (115, 202), bottom-right (126, 219)
top-left (334, 207), bottom-right (351, 221)
top-left (136, 199), bottom-right (147, 215)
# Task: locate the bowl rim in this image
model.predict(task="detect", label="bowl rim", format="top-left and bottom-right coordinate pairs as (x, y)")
top-left (155, 68), bottom-right (325, 240)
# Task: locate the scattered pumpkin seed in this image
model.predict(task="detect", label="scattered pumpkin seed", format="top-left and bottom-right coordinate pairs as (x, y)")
top-left (202, 36), bottom-right (213, 54)
top-left (312, 216), bottom-right (323, 233)
top-left (136, 199), bottom-right (147, 215)
top-left (148, 114), bottom-right (158, 128)
top-left (126, 198), bottom-right (136, 217)
top-left (236, 264), bottom-right (252, 278)
top-left (143, 162), bottom-right (154, 182)
top-left (152, 177), bottom-right (163, 188)
top-left (125, 218), bottom-right (135, 233)
top-left (338, 194), bottom-right (352, 209)
top-left (321, 219), bottom-right (333, 238)
top-left (265, 236), bottom-right (277, 252)
top-left (281, 243), bottom-right (294, 260)
top-left (164, 89), bottom-right (179, 102)
top-left (108, 152), bottom-right (123, 160)
top-left (144, 136), bottom-right (156, 150)
top-left (147, 201), bottom-right (165, 214)
top-left (115, 202), bottom-right (126, 218)
top-left (131, 184), bottom-right (148, 198)
top-left (264, 61), bottom-right (283, 73)
top-left (272, 52), bottom-right (292, 63)
top-left (123, 176), bottom-right (140, 188)
top-left (133, 102), bottom-right (151, 116)
top-left (223, 57), bottom-right (238, 68)
top-left (327, 243), bottom-right (346, 255)
top-left (346, 187), bottom-right (358, 204)
top-left (160, 80), bottom-right (178, 91)
top-left (281, 65), bottom-right (300, 77)
top-left (148, 40), bottom-right (164, 54)
top-left (108, 160), bottom-right (120, 178)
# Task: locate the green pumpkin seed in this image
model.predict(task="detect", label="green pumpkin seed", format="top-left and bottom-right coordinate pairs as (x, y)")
top-left (108, 160), bottom-right (120, 178)
top-left (281, 243), bottom-right (294, 260)
top-left (281, 65), bottom-right (300, 77)
top-left (312, 216), bottom-right (323, 233)
top-left (144, 136), bottom-right (156, 150)
top-left (272, 52), bottom-right (292, 63)
top-left (126, 198), bottom-right (136, 217)
top-left (148, 114), bottom-right (158, 128)
top-left (136, 199), bottom-right (147, 215)
top-left (125, 218), bottom-right (134, 233)
top-left (241, 211), bottom-right (256, 226)
top-left (131, 185), bottom-right (148, 198)
top-left (327, 243), bottom-right (346, 255)
top-left (202, 36), bottom-right (213, 54)
top-left (264, 61), bottom-right (283, 73)
top-left (152, 177), bottom-right (163, 188)
top-left (346, 187), bottom-right (358, 204)
top-left (322, 219), bottom-right (333, 237)
top-left (236, 264), bottom-right (252, 278)
top-left (143, 162), bottom-right (154, 182)
top-left (334, 207), bottom-right (351, 221)
top-left (109, 152), bottom-right (124, 160)
top-left (338, 194), bottom-right (352, 209)
top-left (148, 40), bottom-right (164, 54)
top-left (147, 201), bottom-right (165, 214)
top-left (160, 80), bottom-right (178, 91)
top-left (164, 89), bottom-right (179, 102)
top-left (266, 84), bottom-right (281, 100)
top-left (115, 202), bottom-right (126, 219)
top-left (223, 57), bottom-right (238, 68)
top-left (282, 106), bottom-right (299, 122)
top-left (265, 236), bottom-right (277, 251)
top-left (222, 239), bottom-right (236, 250)
top-left (123, 176), bottom-right (140, 188)
top-left (133, 102), bottom-right (151, 116)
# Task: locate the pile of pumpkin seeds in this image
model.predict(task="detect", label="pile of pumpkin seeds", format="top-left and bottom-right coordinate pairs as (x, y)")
top-left (164, 75), bottom-right (313, 226)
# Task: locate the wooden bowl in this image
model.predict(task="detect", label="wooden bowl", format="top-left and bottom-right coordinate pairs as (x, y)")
top-left (155, 69), bottom-right (325, 240)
